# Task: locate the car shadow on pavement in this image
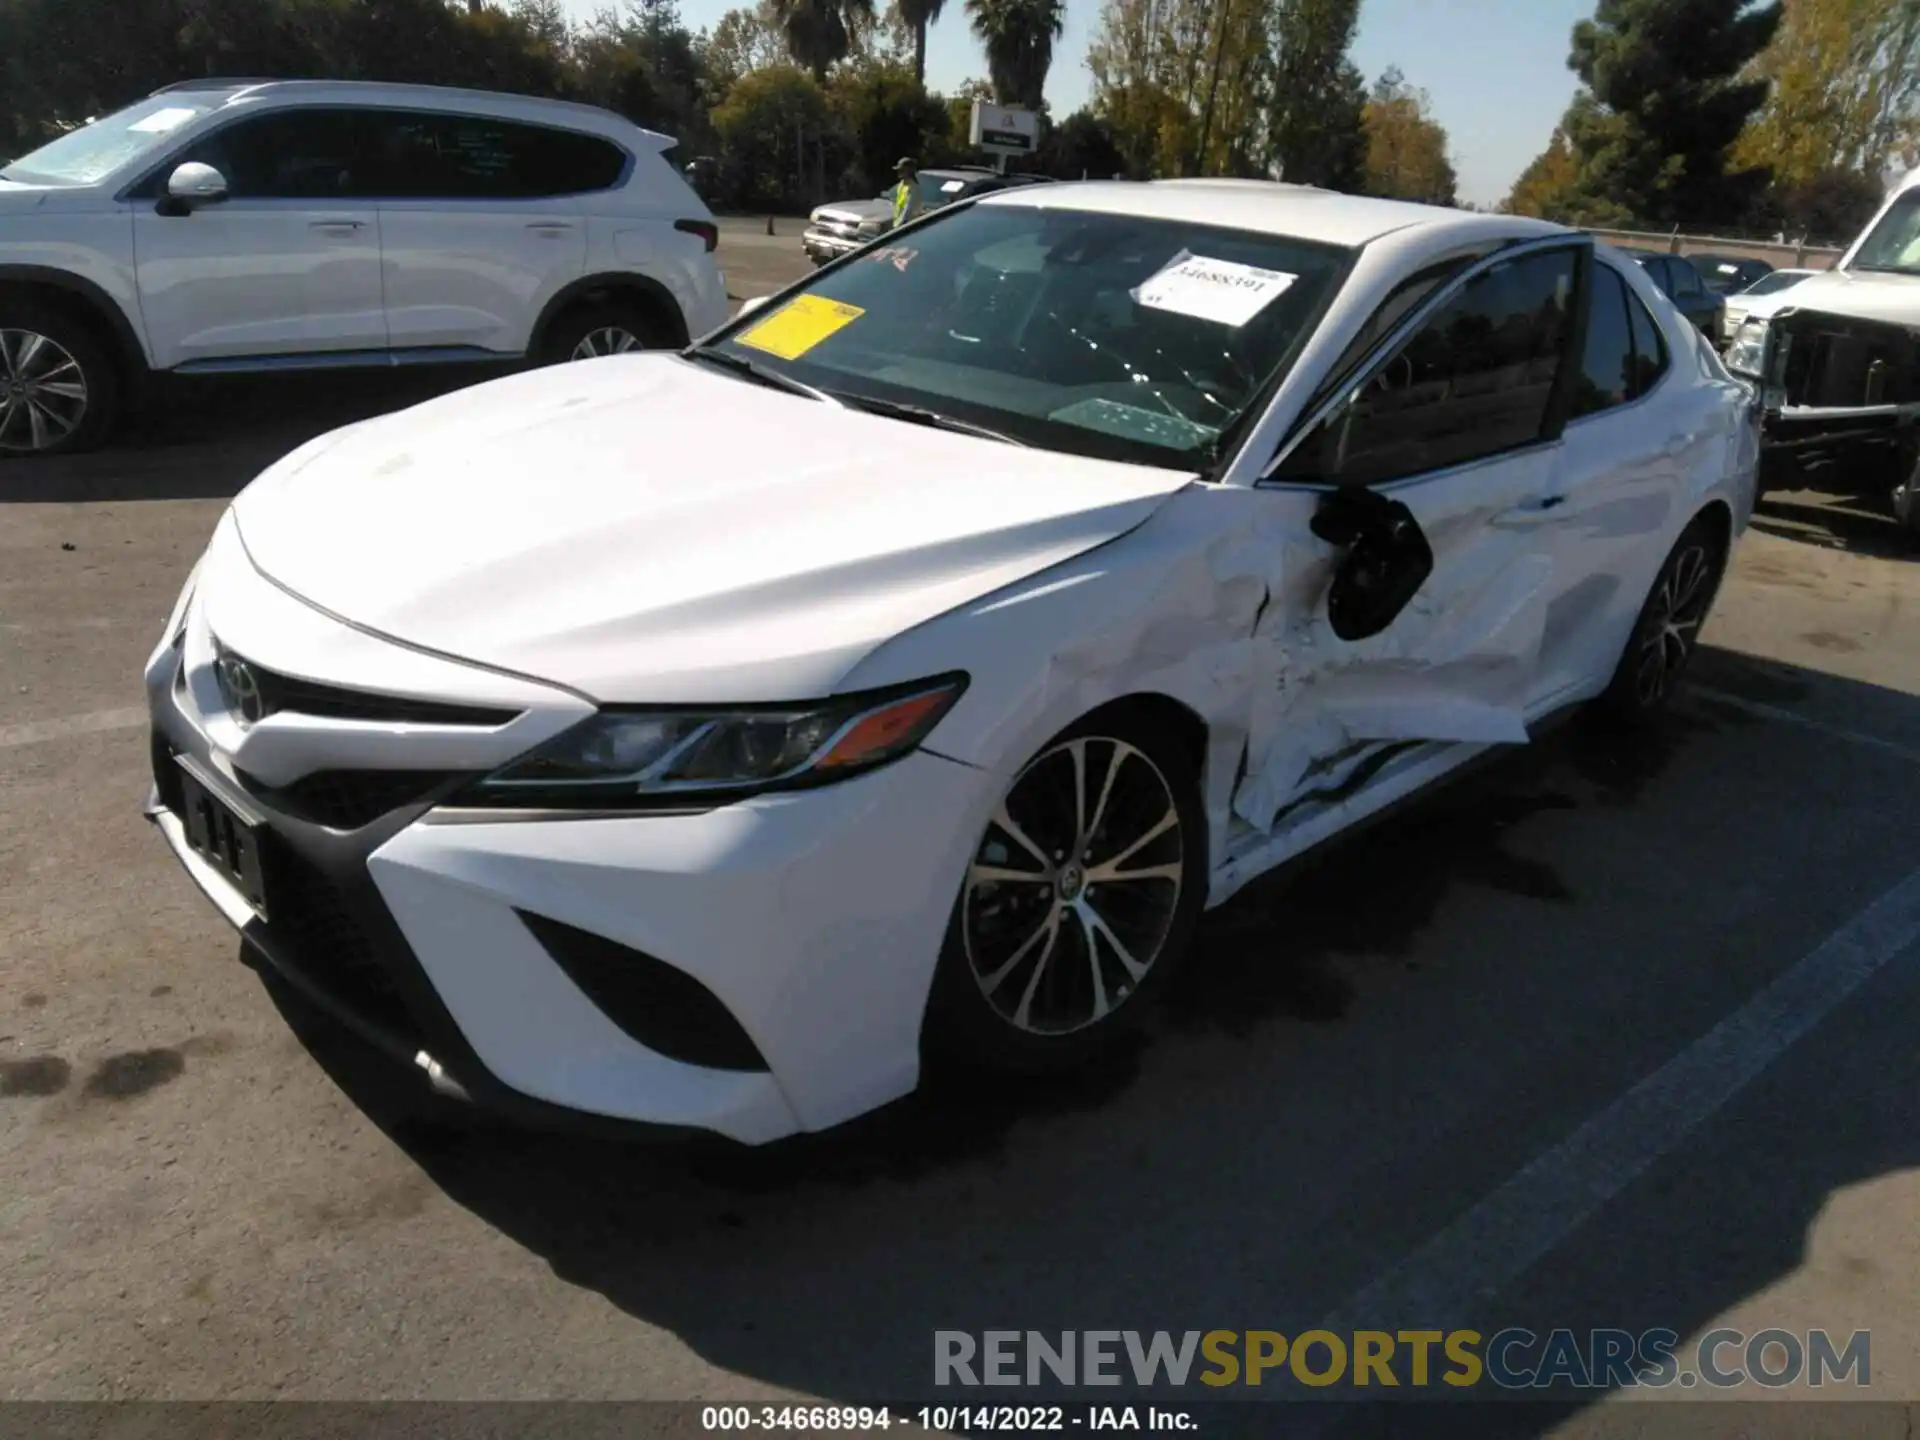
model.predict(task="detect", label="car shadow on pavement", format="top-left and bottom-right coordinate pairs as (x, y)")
top-left (0, 367), bottom-right (508, 504)
top-left (268, 652), bottom-right (1920, 1437)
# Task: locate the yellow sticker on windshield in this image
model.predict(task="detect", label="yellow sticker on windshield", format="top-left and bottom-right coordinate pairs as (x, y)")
top-left (735, 294), bottom-right (865, 360)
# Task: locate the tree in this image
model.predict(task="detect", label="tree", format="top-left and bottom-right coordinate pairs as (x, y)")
top-left (1040, 107), bottom-right (1127, 177)
top-left (711, 62), bottom-right (835, 203)
top-left (699, 3), bottom-right (788, 97)
top-left (1504, 127), bottom-right (1583, 218)
top-left (767, 0), bottom-right (876, 80)
top-left (1735, 0), bottom-right (1920, 186)
top-left (828, 55), bottom-right (950, 187)
top-left (1557, 0), bottom-right (1782, 227)
top-left (892, 0), bottom-right (947, 85)
top-left (1264, 0), bottom-right (1367, 189)
top-left (1361, 66), bottom-right (1456, 204)
top-left (965, 0), bottom-right (1065, 112)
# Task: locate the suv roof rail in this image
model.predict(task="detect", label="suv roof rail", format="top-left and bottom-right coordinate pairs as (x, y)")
top-left (150, 77), bottom-right (278, 95)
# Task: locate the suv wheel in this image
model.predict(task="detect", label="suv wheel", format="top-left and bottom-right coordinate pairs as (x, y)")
top-left (0, 305), bottom-right (118, 458)
top-left (542, 301), bottom-right (673, 365)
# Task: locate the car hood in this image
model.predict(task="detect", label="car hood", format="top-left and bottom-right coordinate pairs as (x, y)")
top-left (231, 355), bottom-right (1194, 703)
top-left (811, 199), bottom-right (891, 225)
top-left (1772, 267), bottom-right (1920, 326)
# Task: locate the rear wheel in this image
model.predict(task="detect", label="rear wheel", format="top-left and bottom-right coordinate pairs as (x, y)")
top-left (1597, 512), bottom-right (1728, 723)
top-left (0, 304), bottom-right (119, 458)
top-left (922, 709), bottom-right (1207, 1075)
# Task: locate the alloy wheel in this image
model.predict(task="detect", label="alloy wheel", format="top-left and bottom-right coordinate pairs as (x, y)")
top-left (1632, 541), bottom-right (1715, 707)
top-left (962, 735), bottom-right (1186, 1036)
top-left (0, 329), bottom-right (89, 454)
top-left (570, 327), bottom-right (641, 360)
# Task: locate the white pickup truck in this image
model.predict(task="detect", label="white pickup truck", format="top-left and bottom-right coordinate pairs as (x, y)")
top-left (1724, 167), bottom-right (1920, 539)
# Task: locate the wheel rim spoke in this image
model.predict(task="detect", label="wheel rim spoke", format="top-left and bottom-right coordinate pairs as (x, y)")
top-left (1089, 805), bottom-right (1177, 879)
top-left (980, 911), bottom-right (1057, 996)
top-left (1070, 906), bottom-right (1112, 1022)
top-left (12, 331), bottom-right (46, 376)
top-left (968, 863), bottom-right (1051, 888)
top-left (990, 802), bottom-right (1054, 871)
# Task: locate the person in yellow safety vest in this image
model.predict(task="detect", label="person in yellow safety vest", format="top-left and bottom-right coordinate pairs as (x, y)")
top-left (889, 156), bottom-right (925, 231)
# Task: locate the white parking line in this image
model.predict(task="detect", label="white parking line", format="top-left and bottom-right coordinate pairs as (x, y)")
top-left (0, 706), bottom-right (148, 750)
top-left (1691, 684), bottom-right (1920, 766)
top-left (1315, 862), bottom-right (1920, 1335)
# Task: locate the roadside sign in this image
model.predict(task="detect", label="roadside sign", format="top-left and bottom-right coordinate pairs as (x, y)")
top-left (969, 101), bottom-right (1039, 157)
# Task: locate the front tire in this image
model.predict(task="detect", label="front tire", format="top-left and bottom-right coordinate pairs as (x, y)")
top-left (0, 305), bottom-right (119, 458)
top-left (922, 709), bottom-right (1207, 1076)
top-left (1597, 512), bottom-right (1728, 723)
top-left (540, 300), bottom-right (674, 365)
top-left (1889, 447), bottom-right (1920, 545)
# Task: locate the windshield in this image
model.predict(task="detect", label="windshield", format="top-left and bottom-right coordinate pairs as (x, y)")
top-left (1739, 269), bottom-right (1809, 298)
top-left (707, 201), bottom-right (1351, 468)
top-left (0, 96), bottom-right (213, 186)
top-left (1851, 192), bottom-right (1920, 274)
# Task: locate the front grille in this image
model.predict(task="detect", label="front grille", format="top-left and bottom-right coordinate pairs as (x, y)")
top-left (516, 909), bottom-right (769, 1072)
top-left (1779, 312), bottom-right (1920, 408)
top-left (240, 769), bottom-right (462, 831)
top-left (230, 654), bottom-right (521, 728)
top-left (262, 842), bottom-right (419, 1041)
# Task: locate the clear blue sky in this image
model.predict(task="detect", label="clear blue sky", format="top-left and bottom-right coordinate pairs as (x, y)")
top-left (560, 0), bottom-right (1597, 205)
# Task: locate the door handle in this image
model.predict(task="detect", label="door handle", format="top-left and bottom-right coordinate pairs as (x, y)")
top-left (1493, 495), bottom-right (1567, 527)
top-left (526, 221), bottom-right (574, 234)
top-left (310, 219), bottom-right (365, 232)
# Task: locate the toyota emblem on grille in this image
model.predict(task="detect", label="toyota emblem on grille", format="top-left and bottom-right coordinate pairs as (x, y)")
top-left (215, 652), bottom-right (264, 726)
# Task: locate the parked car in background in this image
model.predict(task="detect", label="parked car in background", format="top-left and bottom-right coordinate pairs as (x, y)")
top-left (0, 79), bottom-right (728, 457)
top-left (1620, 249), bottom-right (1726, 340)
top-left (1728, 166), bottom-right (1920, 537)
top-left (145, 180), bottom-right (1758, 1141)
top-left (801, 167), bottom-right (1052, 266)
top-left (1717, 267), bottom-right (1817, 345)
top-left (1690, 253), bottom-right (1775, 294)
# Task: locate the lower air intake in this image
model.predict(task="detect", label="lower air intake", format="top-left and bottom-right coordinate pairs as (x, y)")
top-left (514, 911), bottom-right (769, 1072)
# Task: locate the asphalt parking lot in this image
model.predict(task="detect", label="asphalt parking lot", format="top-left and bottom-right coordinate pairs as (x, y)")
top-left (3, 218), bottom-right (1918, 1435)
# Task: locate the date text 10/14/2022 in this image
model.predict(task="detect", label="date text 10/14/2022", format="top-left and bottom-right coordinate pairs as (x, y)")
top-left (700, 1405), bottom-right (1198, 1431)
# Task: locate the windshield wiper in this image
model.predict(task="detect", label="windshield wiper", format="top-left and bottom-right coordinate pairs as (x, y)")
top-left (683, 346), bottom-right (843, 404)
top-left (834, 394), bottom-right (1027, 446)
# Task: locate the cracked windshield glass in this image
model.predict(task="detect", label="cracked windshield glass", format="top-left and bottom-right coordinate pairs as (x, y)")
top-left (712, 202), bottom-right (1351, 468)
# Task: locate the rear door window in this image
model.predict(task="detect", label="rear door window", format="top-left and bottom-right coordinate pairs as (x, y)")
top-left (362, 111), bottom-right (627, 199)
top-left (1570, 263), bottom-right (1637, 419)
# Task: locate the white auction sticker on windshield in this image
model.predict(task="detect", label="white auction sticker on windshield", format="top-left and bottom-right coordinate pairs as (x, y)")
top-left (130, 107), bottom-right (201, 134)
top-left (1132, 255), bottom-right (1298, 327)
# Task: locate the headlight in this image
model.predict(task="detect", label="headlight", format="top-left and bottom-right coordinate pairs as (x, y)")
top-left (1724, 317), bottom-right (1770, 378)
top-left (449, 674), bottom-right (968, 811)
top-left (856, 219), bottom-right (886, 236)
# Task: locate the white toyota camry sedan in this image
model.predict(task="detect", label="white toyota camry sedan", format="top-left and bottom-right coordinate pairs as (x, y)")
top-left (145, 180), bottom-right (1761, 1143)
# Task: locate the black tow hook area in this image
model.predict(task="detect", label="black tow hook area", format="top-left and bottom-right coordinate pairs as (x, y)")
top-left (1310, 484), bottom-right (1435, 641)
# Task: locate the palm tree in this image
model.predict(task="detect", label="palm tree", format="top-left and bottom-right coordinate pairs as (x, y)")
top-left (768, 0), bottom-right (875, 81)
top-left (893, 0), bottom-right (946, 86)
top-left (964, 0), bottom-right (1063, 112)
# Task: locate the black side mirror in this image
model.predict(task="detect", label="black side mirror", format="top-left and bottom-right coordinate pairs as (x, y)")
top-left (1310, 484), bottom-right (1435, 641)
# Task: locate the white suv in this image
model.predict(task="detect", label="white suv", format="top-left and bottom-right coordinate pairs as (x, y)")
top-left (0, 79), bottom-right (730, 456)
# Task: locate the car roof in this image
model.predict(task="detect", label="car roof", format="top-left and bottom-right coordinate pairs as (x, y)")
top-left (975, 178), bottom-right (1574, 249)
top-left (144, 78), bottom-right (666, 146)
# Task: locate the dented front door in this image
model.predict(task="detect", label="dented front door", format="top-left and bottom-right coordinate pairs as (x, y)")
top-left (1236, 240), bottom-right (1586, 833)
